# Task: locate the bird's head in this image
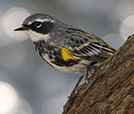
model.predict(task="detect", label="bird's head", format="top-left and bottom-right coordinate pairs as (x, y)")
top-left (14, 13), bottom-right (60, 42)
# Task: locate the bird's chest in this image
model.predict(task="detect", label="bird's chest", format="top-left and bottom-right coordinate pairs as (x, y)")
top-left (33, 41), bottom-right (80, 69)
top-left (33, 41), bottom-right (58, 62)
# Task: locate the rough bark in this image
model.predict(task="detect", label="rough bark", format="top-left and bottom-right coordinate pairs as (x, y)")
top-left (62, 34), bottom-right (134, 114)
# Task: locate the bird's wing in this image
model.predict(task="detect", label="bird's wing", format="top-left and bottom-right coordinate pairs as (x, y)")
top-left (62, 27), bottom-right (116, 60)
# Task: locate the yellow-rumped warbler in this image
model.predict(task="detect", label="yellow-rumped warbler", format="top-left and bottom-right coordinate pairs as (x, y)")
top-left (14, 13), bottom-right (116, 96)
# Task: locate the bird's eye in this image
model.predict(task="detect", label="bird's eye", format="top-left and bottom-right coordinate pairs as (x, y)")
top-left (34, 22), bottom-right (42, 28)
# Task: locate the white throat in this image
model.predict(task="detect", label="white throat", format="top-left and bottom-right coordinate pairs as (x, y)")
top-left (24, 30), bottom-right (50, 42)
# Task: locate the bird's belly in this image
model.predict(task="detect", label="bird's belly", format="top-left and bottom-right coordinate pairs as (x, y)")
top-left (42, 54), bottom-right (91, 73)
top-left (50, 62), bottom-right (87, 73)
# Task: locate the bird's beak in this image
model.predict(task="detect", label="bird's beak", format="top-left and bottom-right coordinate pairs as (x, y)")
top-left (14, 25), bottom-right (29, 31)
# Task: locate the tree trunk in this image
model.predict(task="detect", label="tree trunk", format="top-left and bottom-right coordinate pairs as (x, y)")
top-left (62, 34), bottom-right (134, 114)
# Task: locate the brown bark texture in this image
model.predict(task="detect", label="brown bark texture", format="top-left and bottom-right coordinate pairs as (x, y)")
top-left (62, 34), bottom-right (134, 114)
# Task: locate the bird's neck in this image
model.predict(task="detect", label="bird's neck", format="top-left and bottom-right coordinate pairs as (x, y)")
top-left (25, 30), bottom-right (51, 42)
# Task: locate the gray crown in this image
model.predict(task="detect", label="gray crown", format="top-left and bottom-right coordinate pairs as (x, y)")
top-left (23, 13), bottom-right (55, 25)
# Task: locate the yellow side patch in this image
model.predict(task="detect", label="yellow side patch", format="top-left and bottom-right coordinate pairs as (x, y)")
top-left (61, 48), bottom-right (77, 61)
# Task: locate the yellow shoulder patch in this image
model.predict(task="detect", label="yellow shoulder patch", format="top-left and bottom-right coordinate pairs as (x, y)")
top-left (61, 48), bottom-right (77, 61)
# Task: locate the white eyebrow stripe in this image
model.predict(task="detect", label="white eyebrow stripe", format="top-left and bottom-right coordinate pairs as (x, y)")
top-left (36, 18), bottom-right (55, 23)
top-left (28, 18), bottom-right (55, 25)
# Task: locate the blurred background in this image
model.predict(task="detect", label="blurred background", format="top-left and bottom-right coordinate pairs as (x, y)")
top-left (0, 0), bottom-right (134, 114)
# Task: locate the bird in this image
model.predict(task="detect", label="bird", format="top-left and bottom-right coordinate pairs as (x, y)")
top-left (14, 13), bottom-right (116, 97)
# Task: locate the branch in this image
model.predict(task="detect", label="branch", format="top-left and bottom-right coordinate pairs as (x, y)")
top-left (62, 34), bottom-right (134, 114)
